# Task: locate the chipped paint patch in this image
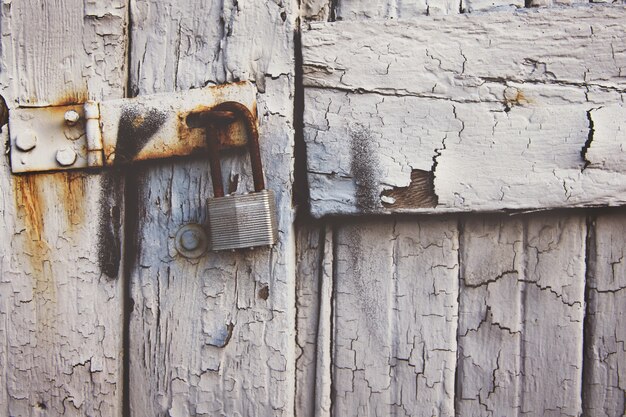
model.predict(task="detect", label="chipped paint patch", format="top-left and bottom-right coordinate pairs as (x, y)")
top-left (380, 169), bottom-right (438, 209)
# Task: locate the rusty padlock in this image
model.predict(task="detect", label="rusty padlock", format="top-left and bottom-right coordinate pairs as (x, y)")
top-left (199, 101), bottom-right (278, 251)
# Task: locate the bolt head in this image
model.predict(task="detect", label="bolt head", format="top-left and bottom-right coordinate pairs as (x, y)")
top-left (56, 147), bottom-right (77, 166)
top-left (180, 229), bottom-right (201, 251)
top-left (64, 110), bottom-right (80, 126)
top-left (15, 130), bottom-right (37, 152)
top-left (175, 224), bottom-right (208, 258)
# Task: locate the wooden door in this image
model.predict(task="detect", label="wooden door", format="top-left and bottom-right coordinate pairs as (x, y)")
top-left (1, 1), bottom-right (625, 417)
top-left (296, 2), bottom-right (626, 417)
top-left (0, 1), bottom-right (297, 416)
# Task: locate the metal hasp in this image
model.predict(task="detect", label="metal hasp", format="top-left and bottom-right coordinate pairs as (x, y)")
top-left (194, 102), bottom-right (278, 251)
top-left (8, 81), bottom-right (256, 173)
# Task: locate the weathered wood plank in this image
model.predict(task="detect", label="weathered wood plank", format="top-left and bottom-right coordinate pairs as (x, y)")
top-left (335, 0), bottom-right (459, 18)
top-left (457, 213), bottom-right (586, 416)
top-left (302, 6), bottom-right (626, 217)
top-left (0, 1), bottom-right (127, 415)
top-left (457, 216), bottom-right (524, 416)
top-left (583, 211), bottom-right (626, 416)
top-left (332, 218), bottom-right (459, 416)
top-left (295, 221), bottom-right (333, 417)
top-left (126, 1), bottom-right (297, 415)
top-left (301, 0), bottom-right (334, 21)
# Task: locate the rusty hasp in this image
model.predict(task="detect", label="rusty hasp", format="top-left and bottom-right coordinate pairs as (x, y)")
top-left (8, 81), bottom-right (257, 173)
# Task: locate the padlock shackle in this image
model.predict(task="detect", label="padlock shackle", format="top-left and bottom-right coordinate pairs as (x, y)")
top-left (204, 101), bottom-right (265, 198)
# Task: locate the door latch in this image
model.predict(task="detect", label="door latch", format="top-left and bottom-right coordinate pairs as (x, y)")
top-left (8, 81), bottom-right (256, 173)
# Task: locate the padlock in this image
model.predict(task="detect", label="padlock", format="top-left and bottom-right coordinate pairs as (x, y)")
top-left (202, 101), bottom-right (278, 251)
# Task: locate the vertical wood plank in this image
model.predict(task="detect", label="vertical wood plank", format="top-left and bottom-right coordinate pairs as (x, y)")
top-left (457, 216), bottom-right (524, 416)
top-left (0, 0), bottom-right (127, 415)
top-left (583, 212), bottom-right (626, 416)
top-left (295, 221), bottom-right (333, 417)
top-left (127, 1), bottom-right (297, 415)
top-left (522, 214), bottom-right (585, 417)
top-left (457, 213), bottom-right (586, 417)
top-left (333, 218), bottom-right (459, 416)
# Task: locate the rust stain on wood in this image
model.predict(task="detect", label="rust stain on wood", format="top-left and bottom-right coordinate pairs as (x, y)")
top-left (14, 175), bottom-right (46, 243)
top-left (13, 172), bottom-right (87, 256)
top-left (13, 175), bottom-right (57, 313)
top-left (381, 169), bottom-right (438, 209)
top-left (61, 172), bottom-right (88, 227)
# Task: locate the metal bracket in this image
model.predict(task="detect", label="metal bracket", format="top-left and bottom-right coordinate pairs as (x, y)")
top-left (9, 81), bottom-right (256, 173)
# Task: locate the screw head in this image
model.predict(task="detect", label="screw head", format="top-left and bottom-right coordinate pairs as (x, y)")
top-left (64, 110), bottom-right (80, 126)
top-left (15, 130), bottom-right (38, 152)
top-left (175, 224), bottom-right (208, 258)
top-left (56, 147), bottom-right (77, 166)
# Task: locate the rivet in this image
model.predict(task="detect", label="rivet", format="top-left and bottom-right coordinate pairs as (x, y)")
top-left (15, 130), bottom-right (38, 152)
top-left (175, 224), bottom-right (208, 258)
top-left (64, 110), bottom-right (80, 126)
top-left (56, 147), bottom-right (77, 166)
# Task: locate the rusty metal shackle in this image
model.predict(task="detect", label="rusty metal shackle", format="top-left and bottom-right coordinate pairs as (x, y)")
top-left (188, 101), bottom-right (265, 198)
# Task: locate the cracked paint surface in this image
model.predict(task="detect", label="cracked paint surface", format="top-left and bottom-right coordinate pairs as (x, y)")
top-left (126, 1), bottom-right (298, 416)
top-left (302, 6), bottom-right (626, 217)
top-left (0, 0), bottom-right (127, 415)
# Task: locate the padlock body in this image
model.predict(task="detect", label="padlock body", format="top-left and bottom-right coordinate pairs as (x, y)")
top-left (207, 189), bottom-right (278, 251)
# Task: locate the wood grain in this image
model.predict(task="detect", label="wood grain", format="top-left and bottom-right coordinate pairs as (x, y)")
top-left (0, 1), bottom-right (127, 415)
top-left (126, 1), bottom-right (297, 415)
top-left (583, 211), bottom-right (626, 416)
top-left (302, 6), bottom-right (626, 217)
top-left (295, 221), bottom-right (333, 417)
top-left (331, 218), bottom-right (459, 416)
top-left (457, 213), bottom-right (586, 417)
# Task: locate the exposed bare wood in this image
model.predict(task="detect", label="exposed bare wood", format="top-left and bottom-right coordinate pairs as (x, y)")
top-left (0, 0), bottom-right (127, 415)
top-left (126, 0), bottom-right (297, 415)
top-left (302, 6), bottom-right (626, 217)
top-left (457, 213), bottom-right (586, 417)
top-left (331, 218), bottom-right (459, 416)
top-left (583, 211), bottom-right (626, 416)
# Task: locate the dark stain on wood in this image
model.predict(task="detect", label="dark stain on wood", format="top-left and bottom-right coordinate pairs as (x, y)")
top-left (114, 105), bottom-right (167, 164)
top-left (98, 172), bottom-right (123, 279)
top-left (381, 169), bottom-right (438, 209)
top-left (350, 125), bottom-right (380, 212)
top-left (0, 94), bottom-right (8, 126)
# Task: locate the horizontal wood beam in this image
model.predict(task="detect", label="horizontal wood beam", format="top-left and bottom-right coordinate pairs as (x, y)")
top-left (302, 5), bottom-right (626, 217)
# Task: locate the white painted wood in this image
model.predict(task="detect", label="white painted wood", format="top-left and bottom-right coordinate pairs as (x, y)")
top-left (583, 211), bottom-right (626, 416)
top-left (585, 105), bottom-right (626, 172)
top-left (332, 218), bottom-right (458, 416)
top-left (295, 222), bottom-right (333, 417)
top-left (0, 1), bottom-right (127, 415)
top-left (301, 0), bottom-right (333, 21)
top-left (126, 1), bottom-right (297, 415)
top-left (457, 216), bottom-right (524, 416)
top-left (457, 213), bottom-right (586, 417)
top-left (302, 6), bottom-right (626, 217)
top-left (335, 0), bottom-right (459, 18)
top-left (461, 0), bottom-right (524, 12)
